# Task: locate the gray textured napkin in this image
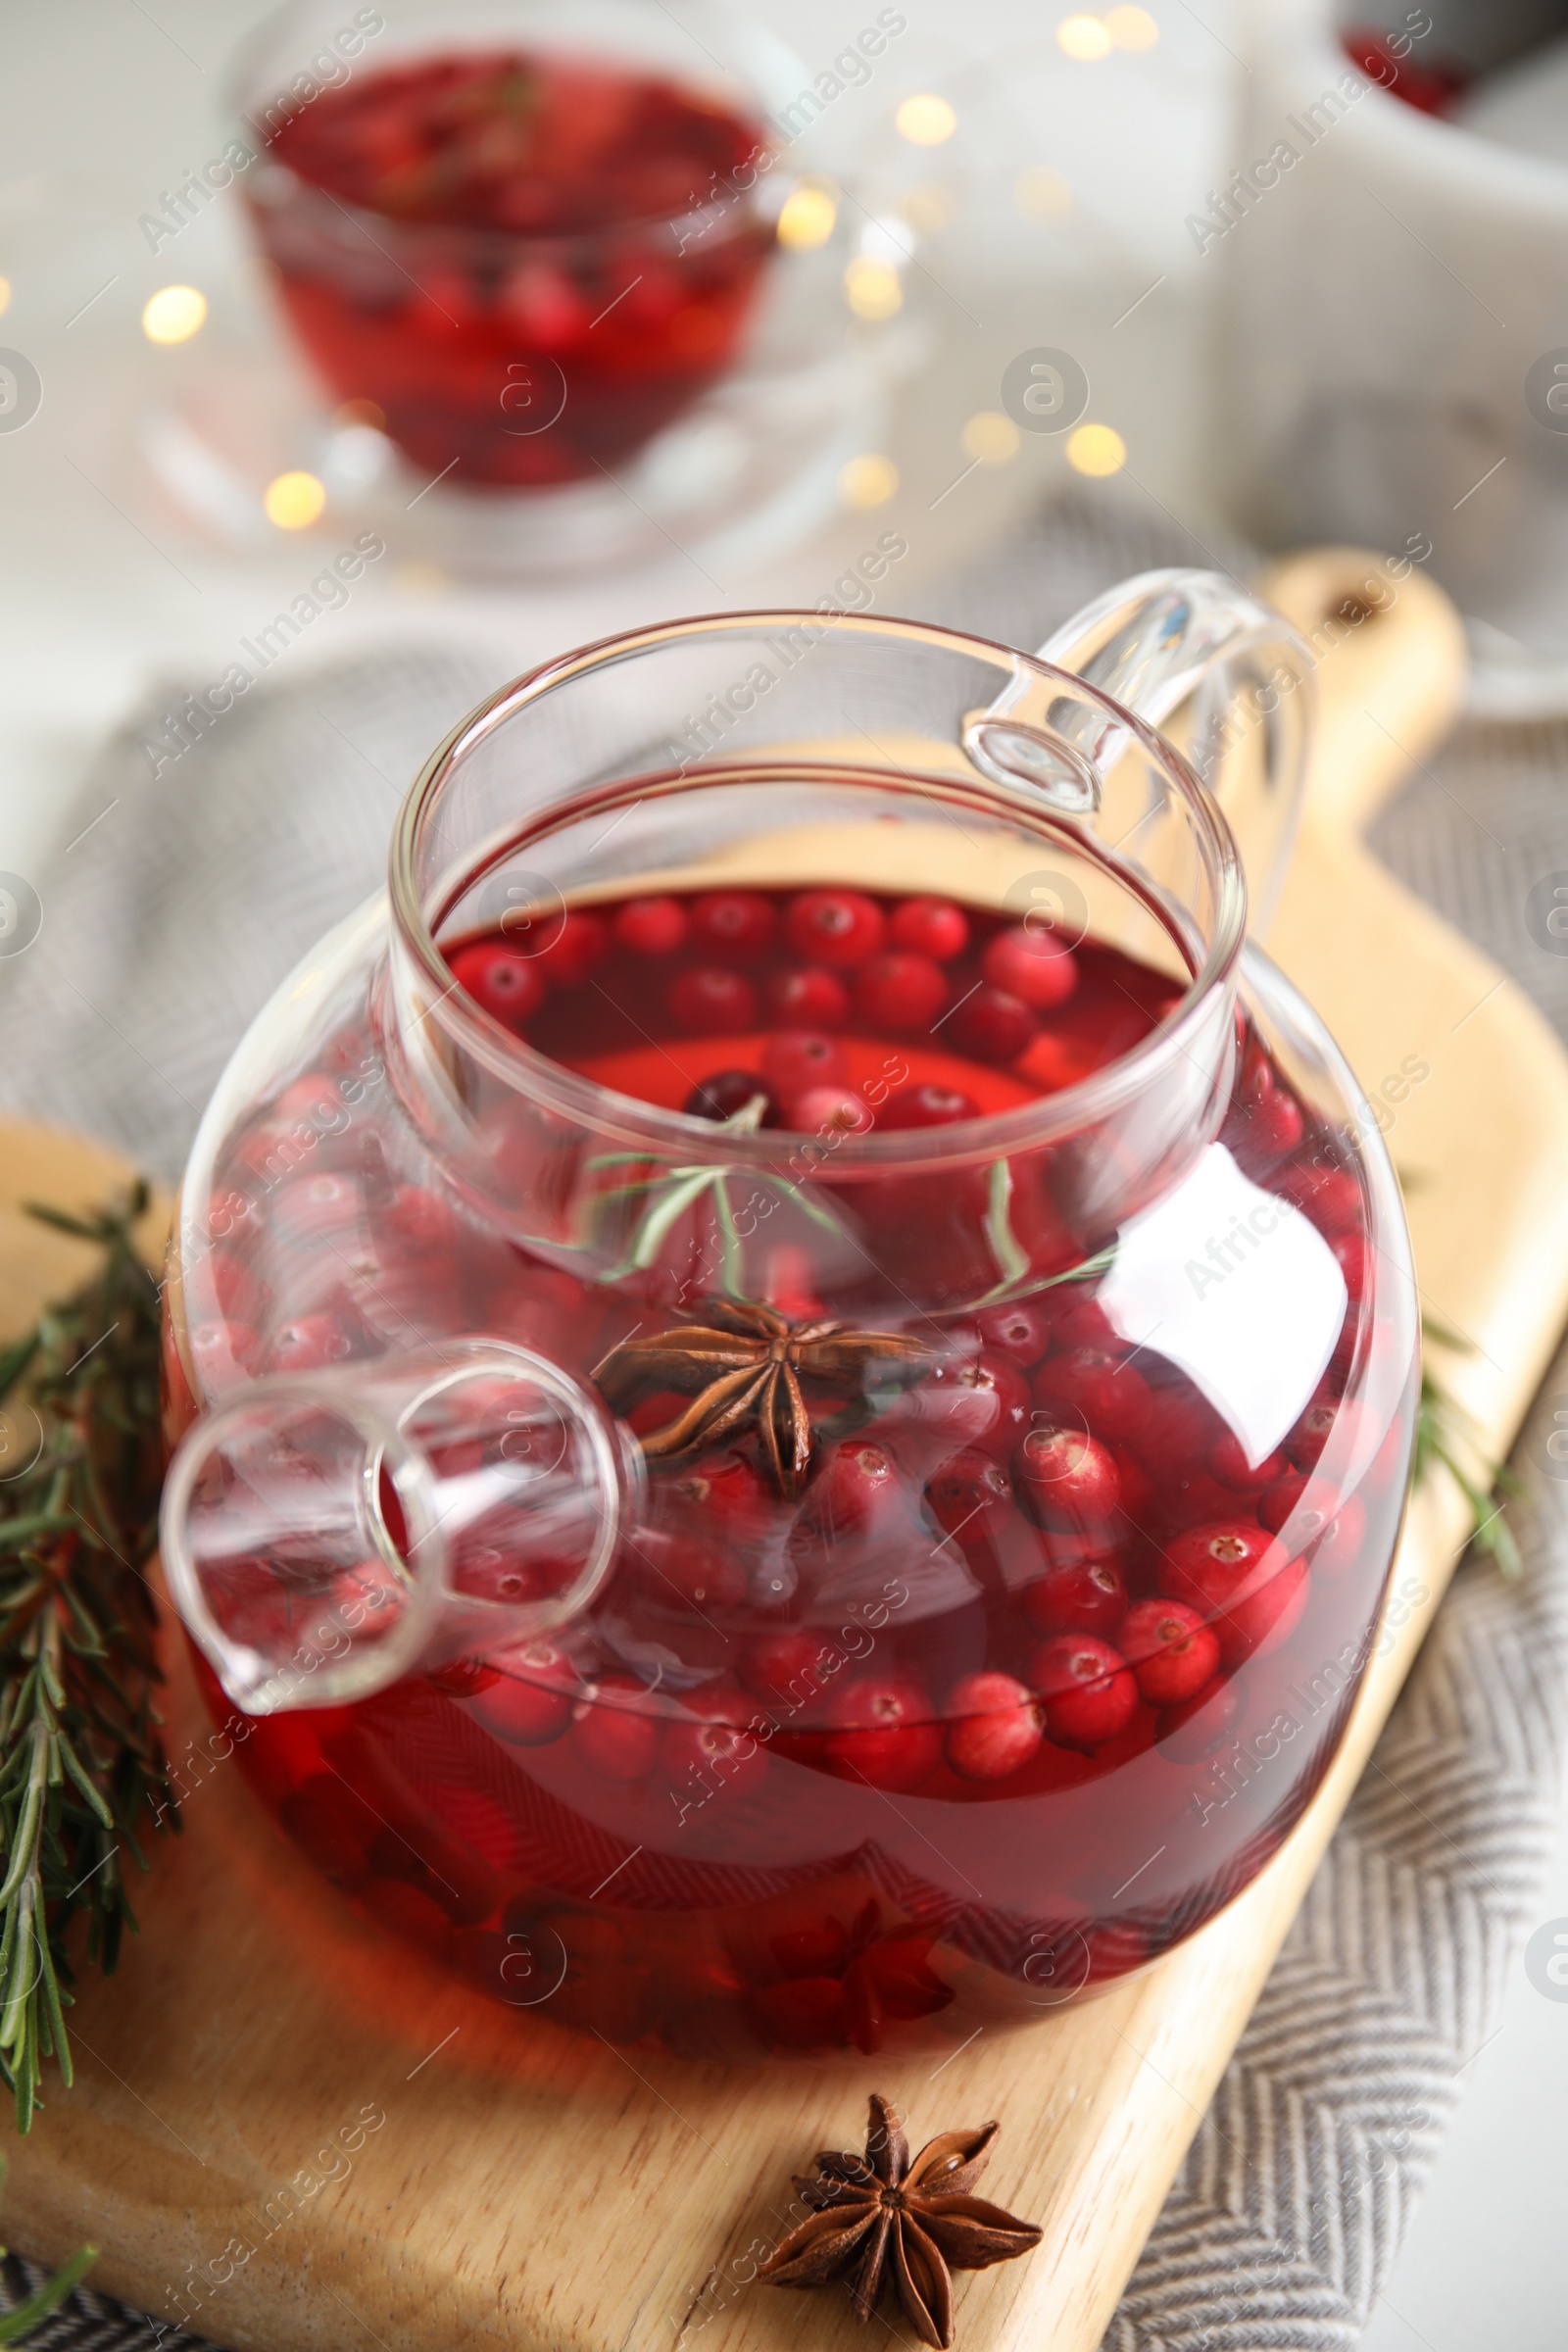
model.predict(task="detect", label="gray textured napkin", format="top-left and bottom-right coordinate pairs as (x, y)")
top-left (2, 492), bottom-right (1565, 2352)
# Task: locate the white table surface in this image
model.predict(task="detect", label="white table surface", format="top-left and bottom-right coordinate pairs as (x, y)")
top-left (1, 6), bottom-right (1564, 2347)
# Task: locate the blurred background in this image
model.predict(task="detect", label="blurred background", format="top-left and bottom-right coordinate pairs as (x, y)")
top-left (4, 2), bottom-right (1568, 2343)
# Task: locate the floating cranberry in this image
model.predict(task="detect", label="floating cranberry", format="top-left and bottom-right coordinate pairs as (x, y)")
top-left (943, 1672), bottom-right (1042, 1782)
top-left (973, 1300), bottom-right (1052, 1368)
top-left (821, 1677), bottom-right (941, 1790)
top-left (891, 895), bottom-right (969, 961)
top-left (1033, 1348), bottom-right (1152, 1443)
top-left (472, 1641), bottom-right (577, 1744)
top-left (385, 1184), bottom-right (464, 1255)
top-left (689, 890), bottom-right (777, 959)
top-left (1013, 1425), bottom-right (1120, 1528)
top-left (879, 1082), bottom-right (980, 1130)
top-left (924, 1448), bottom-right (1015, 1543)
top-left (1049, 1293), bottom-right (1121, 1353)
top-left (761, 967), bottom-right (845, 1030)
top-left (1239, 1065), bottom-right (1304, 1164)
top-left (1108, 1443), bottom-right (1152, 1521)
top-left (630, 1523), bottom-right (749, 1615)
top-left (739, 1629), bottom-right (828, 1707)
top-left (612, 896), bottom-right (688, 956)
top-left (790, 1084), bottom-right (874, 1136)
top-left (667, 1451), bottom-right (771, 1538)
top-left (784, 889), bottom-right (886, 967)
top-left (1208, 1430), bottom-right (1288, 1494)
top-left (669, 966), bottom-right (758, 1033)
top-left (1274, 1159), bottom-right (1362, 1235)
top-left (570, 1676), bottom-right (661, 1779)
top-left (1028, 1634), bottom-right (1138, 1749)
top-left (269, 1311), bottom-right (355, 1373)
top-left (1158, 1521), bottom-right (1306, 1665)
top-left (1258, 1467), bottom-right (1309, 1532)
top-left (681, 1067), bottom-right (779, 1124)
top-left (1117, 1598), bottom-right (1220, 1706)
top-left (662, 1708), bottom-right (769, 1802)
top-left (949, 984), bottom-right (1037, 1065)
top-left (982, 925), bottom-right (1079, 1009)
top-left (1287, 1396), bottom-right (1340, 1471)
top-left (533, 908), bottom-right (609, 987)
top-left (447, 940), bottom-right (545, 1029)
top-left (761, 1030), bottom-right (848, 1099)
top-left (928, 1353), bottom-right (1032, 1462)
top-left (854, 953), bottom-right (950, 1033)
top-left (803, 1440), bottom-right (901, 1541)
top-left (1021, 1555), bottom-right (1127, 1640)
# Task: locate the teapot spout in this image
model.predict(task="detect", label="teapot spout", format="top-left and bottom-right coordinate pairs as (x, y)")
top-left (161, 1340), bottom-right (638, 1716)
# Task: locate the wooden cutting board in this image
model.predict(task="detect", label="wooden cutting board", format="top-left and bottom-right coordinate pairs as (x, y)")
top-left (5, 550), bottom-right (1568, 2352)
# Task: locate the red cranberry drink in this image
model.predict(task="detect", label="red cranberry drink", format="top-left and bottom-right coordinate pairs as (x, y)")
top-left (243, 44), bottom-right (774, 484)
top-left (160, 607), bottom-right (1418, 2061)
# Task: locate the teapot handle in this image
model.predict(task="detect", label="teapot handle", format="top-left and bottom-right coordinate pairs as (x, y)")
top-left (161, 1339), bottom-right (640, 1715)
top-left (1039, 566), bottom-right (1315, 932)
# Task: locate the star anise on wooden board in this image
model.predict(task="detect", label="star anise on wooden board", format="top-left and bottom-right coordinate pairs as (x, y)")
top-left (592, 1300), bottom-right (931, 1497)
top-left (758, 2092), bottom-right (1043, 2347)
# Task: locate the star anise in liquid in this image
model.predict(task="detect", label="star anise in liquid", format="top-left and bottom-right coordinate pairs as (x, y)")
top-left (592, 1298), bottom-right (931, 1497)
top-left (758, 2093), bottom-right (1042, 2348)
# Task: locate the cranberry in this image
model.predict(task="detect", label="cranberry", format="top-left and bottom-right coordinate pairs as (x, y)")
top-left (761, 1030), bottom-right (848, 1099)
top-left (1013, 1426), bottom-right (1120, 1528)
top-left (982, 925), bottom-right (1079, 1010)
top-left (1109, 1443), bottom-right (1152, 1521)
top-left (662, 1707), bottom-right (769, 1801)
top-left (1258, 1467), bottom-right (1308, 1532)
top-left (1117, 1598), bottom-right (1220, 1705)
top-left (385, 1184), bottom-right (463, 1255)
top-left (1239, 1066), bottom-right (1303, 1163)
top-left (667, 1452), bottom-right (771, 1537)
top-left (802, 1441), bottom-right (901, 1540)
top-left (739, 1629), bottom-right (831, 1710)
top-left (1158, 1521), bottom-right (1307, 1666)
top-left (924, 1448), bottom-right (1015, 1543)
top-left (765, 966), bottom-right (850, 1028)
top-left (533, 908), bottom-right (609, 987)
top-left (1049, 1294), bottom-right (1120, 1353)
top-left (950, 985), bottom-right (1037, 1065)
top-left (1157, 1672), bottom-right (1243, 1760)
top-left (1313, 1494), bottom-right (1367, 1584)
top-left (785, 889), bottom-right (887, 968)
top-left (612, 896), bottom-right (688, 956)
top-left (791, 1084), bottom-right (873, 1136)
top-left (943, 1672), bottom-right (1042, 1782)
top-left (1274, 1160), bottom-right (1362, 1235)
top-left (472, 1641), bottom-right (577, 1744)
top-left (669, 966), bottom-right (758, 1033)
top-left (630, 1523), bottom-right (749, 1614)
top-left (975, 1300), bottom-right (1053, 1367)
top-left (1021, 1555), bottom-right (1127, 1639)
top-left (448, 940), bottom-right (545, 1029)
top-left (821, 1677), bottom-right (941, 1790)
top-left (1033, 1348), bottom-right (1152, 1443)
top-left (270, 1173), bottom-right (363, 1250)
top-left (854, 953), bottom-right (950, 1033)
top-left (682, 1068), bottom-right (779, 1124)
top-left (879, 1082), bottom-right (980, 1130)
top-left (929, 1354), bottom-right (1032, 1462)
top-left (570, 1676), bottom-right (661, 1779)
top-left (269, 1311), bottom-right (355, 1373)
top-left (1287, 1396), bottom-right (1341, 1471)
top-left (890, 896), bottom-right (969, 962)
top-left (1209, 1430), bottom-right (1288, 1494)
top-left (1028, 1635), bottom-right (1138, 1749)
top-left (689, 891), bottom-right (777, 959)
top-left (1135, 1387), bottom-right (1221, 1478)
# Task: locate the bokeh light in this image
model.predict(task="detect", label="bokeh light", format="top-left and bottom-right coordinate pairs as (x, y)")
top-left (264, 469), bottom-right (327, 528)
top-left (1106, 6), bottom-right (1159, 47)
top-left (0, 279), bottom-right (11, 319)
top-left (1065, 422), bottom-right (1127, 476)
top-left (844, 257), bottom-right (904, 320)
top-left (838, 453), bottom-right (899, 508)
top-left (896, 94), bottom-right (956, 145)
top-left (777, 182), bottom-right (839, 250)
top-left (962, 413), bottom-right (1022, 465)
top-left (142, 285), bottom-right (208, 343)
top-left (1057, 15), bottom-right (1113, 60)
top-left (1015, 168), bottom-right (1073, 220)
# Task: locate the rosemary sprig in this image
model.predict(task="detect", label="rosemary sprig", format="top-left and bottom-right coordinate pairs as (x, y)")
top-left (0, 1189), bottom-right (175, 2132)
top-left (1418, 1314), bottom-right (1524, 1580)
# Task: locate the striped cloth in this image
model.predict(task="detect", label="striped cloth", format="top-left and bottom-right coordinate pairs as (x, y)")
top-left (0, 496), bottom-right (1564, 2350)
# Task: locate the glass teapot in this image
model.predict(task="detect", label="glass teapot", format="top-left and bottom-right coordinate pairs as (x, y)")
top-left (159, 578), bottom-right (1418, 2061)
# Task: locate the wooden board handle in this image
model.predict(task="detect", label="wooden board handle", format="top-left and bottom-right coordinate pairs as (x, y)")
top-left (1257, 546), bottom-right (1468, 846)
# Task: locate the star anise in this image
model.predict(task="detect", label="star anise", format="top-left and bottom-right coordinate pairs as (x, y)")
top-left (758, 2093), bottom-right (1042, 2348)
top-left (592, 1299), bottom-right (931, 1497)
